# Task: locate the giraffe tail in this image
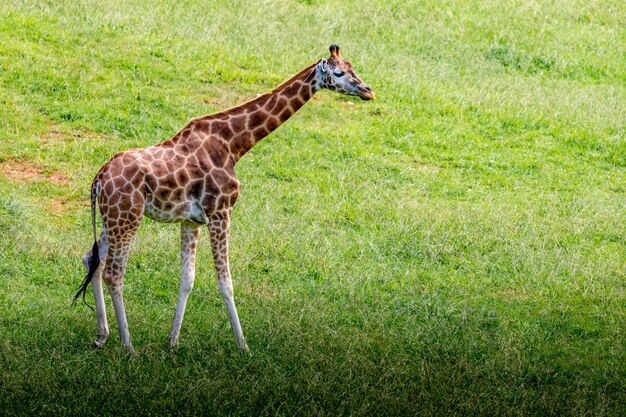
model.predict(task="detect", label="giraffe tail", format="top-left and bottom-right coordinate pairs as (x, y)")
top-left (73, 181), bottom-right (100, 310)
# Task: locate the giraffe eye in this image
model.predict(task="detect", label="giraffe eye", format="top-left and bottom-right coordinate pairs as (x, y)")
top-left (333, 70), bottom-right (345, 77)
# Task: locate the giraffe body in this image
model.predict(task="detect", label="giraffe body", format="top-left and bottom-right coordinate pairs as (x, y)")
top-left (77, 45), bottom-right (374, 353)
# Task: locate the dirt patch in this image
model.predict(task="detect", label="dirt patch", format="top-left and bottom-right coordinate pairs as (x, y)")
top-left (46, 197), bottom-right (87, 214)
top-left (0, 159), bottom-right (72, 186)
top-left (42, 129), bottom-right (65, 140)
top-left (39, 122), bottom-right (109, 149)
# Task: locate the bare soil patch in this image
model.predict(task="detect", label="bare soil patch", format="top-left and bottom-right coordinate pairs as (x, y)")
top-left (45, 197), bottom-right (87, 214)
top-left (0, 159), bottom-right (71, 186)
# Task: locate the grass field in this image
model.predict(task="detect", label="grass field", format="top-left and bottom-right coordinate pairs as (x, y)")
top-left (0, 0), bottom-right (625, 415)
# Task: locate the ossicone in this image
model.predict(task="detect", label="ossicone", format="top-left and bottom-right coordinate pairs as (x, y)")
top-left (329, 44), bottom-right (342, 60)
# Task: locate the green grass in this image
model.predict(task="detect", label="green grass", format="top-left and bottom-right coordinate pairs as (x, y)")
top-left (1, 0), bottom-right (625, 415)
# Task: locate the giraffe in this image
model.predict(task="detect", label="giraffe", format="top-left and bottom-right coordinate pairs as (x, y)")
top-left (75, 44), bottom-right (375, 353)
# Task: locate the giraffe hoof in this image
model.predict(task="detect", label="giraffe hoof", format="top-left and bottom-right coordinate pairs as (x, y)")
top-left (91, 339), bottom-right (106, 349)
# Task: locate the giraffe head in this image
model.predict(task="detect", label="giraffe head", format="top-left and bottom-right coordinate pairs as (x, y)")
top-left (316, 44), bottom-right (375, 100)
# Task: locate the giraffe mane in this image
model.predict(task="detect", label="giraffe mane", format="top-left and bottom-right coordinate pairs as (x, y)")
top-left (197, 61), bottom-right (319, 121)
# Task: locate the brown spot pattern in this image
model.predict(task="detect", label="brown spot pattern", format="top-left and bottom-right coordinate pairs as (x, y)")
top-left (80, 59), bottom-right (351, 352)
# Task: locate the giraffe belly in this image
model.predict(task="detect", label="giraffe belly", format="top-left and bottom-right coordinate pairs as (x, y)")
top-left (144, 198), bottom-right (208, 224)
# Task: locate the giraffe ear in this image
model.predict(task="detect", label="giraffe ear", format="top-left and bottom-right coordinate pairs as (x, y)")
top-left (317, 58), bottom-right (328, 74)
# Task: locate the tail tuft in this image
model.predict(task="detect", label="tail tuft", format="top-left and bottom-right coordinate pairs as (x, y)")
top-left (73, 240), bottom-right (99, 310)
top-left (74, 179), bottom-right (100, 310)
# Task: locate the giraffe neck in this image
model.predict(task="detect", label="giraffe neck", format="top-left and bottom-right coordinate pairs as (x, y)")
top-left (193, 62), bottom-right (320, 162)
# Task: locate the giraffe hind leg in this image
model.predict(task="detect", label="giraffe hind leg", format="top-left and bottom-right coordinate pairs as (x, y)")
top-left (101, 204), bottom-right (144, 353)
top-left (167, 222), bottom-right (201, 347)
top-left (80, 231), bottom-right (110, 348)
top-left (103, 236), bottom-right (137, 353)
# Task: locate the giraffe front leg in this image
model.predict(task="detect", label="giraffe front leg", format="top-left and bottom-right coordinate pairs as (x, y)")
top-left (168, 222), bottom-right (201, 347)
top-left (209, 212), bottom-right (249, 353)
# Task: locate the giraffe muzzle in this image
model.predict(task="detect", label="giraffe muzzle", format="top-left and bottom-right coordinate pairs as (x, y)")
top-left (360, 91), bottom-right (375, 101)
top-left (359, 86), bottom-right (375, 101)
